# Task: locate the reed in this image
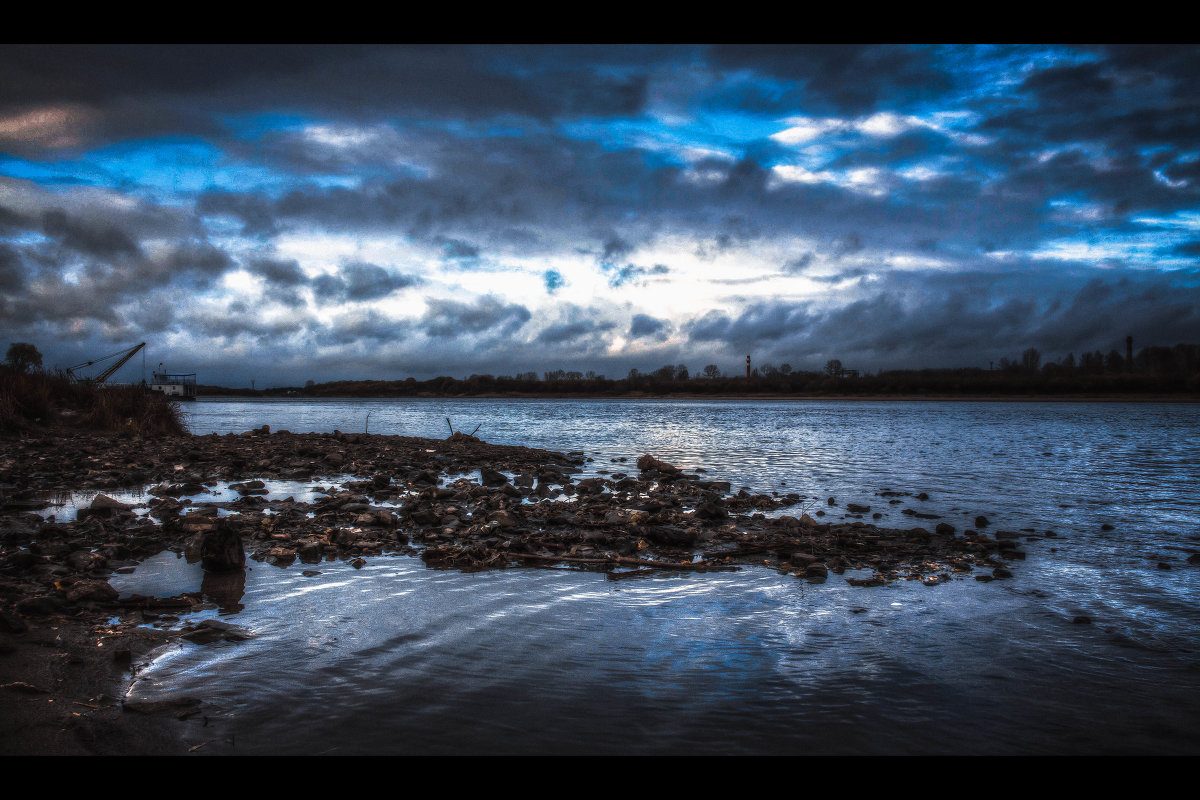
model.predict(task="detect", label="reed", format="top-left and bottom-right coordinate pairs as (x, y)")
top-left (0, 367), bottom-right (187, 436)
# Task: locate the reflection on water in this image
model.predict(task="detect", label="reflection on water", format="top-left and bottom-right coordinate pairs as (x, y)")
top-left (201, 569), bottom-right (246, 614)
top-left (114, 398), bottom-right (1200, 754)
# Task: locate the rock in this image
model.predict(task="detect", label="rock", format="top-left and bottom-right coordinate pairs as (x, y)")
top-left (65, 580), bottom-right (118, 603)
top-left (480, 469), bottom-right (509, 487)
top-left (974, 515), bottom-right (990, 527)
top-left (1188, 553), bottom-right (1200, 565)
top-left (349, 557), bottom-right (366, 569)
top-left (90, 493), bottom-right (132, 511)
top-left (487, 510), bottom-right (520, 528)
top-left (694, 499), bottom-right (728, 520)
top-left (935, 522), bottom-right (956, 536)
top-left (265, 547), bottom-right (296, 567)
top-left (182, 619), bottom-right (254, 644)
top-left (1072, 615), bottom-right (1092, 624)
top-left (636, 454), bottom-right (680, 474)
top-left (66, 549), bottom-right (106, 571)
top-left (1101, 523), bottom-right (1114, 531)
top-left (1157, 562), bottom-right (1172, 570)
top-left (846, 503), bottom-right (870, 513)
top-left (992, 567), bottom-right (1013, 579)
top-left (200, 519), bottom-right (246, 572)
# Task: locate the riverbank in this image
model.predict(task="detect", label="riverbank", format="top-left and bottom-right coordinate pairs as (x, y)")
top-left (201, 392), bottom-right (1199, 403)
top-left (2, 428), bottom-right (1034, 754)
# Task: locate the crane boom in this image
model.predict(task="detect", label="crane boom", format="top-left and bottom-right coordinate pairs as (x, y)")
top-left (66, 342), bottom-right (146, 384)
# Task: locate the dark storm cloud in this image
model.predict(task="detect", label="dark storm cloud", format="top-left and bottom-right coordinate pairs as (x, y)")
top-left (421, 296), bottom-right (531, 339)
top-left (197, 191), bottom-right (279, 237)
top-left (340, 262), bottom-right (419, 301)
top-left (0, 243), bottom-right (26, 291)
top-left (438, 238), bottom-right (480, 263)
top-left (196, 128), bottom-right (971, 267)
top-left (249, 257), bottom-right (306, 287)
top-left (311, 263), bottom-right (419, 304)
top-left (314, 310), bottom-right (412, 346)
top-left (4, 45), bottom-right (1199, 383)
top-left (681, 268), bottom-right (1200, 369)
top-left (825, 127), bottom-right (955, 169)
top-left (708, 44), bottom-right (951, 113)
top-left (0, 45), bottom-right (657, 156)
top-left (629, 313), bottom-right (669, 339)
top-left (974, 46), bottom-right (1200, 198)
top-left (0, 205), bottom-right (30, 233)
top-left (1172, 240), bottom-right (1200, 257)
top-left (534, 307), bottom-right (617, 345)
top-left (190, 307), bottom-right (311, 341)
top-left (600, 235), bottom-right (633, 264)
top-left (41, 209), bottom-right (141, 258)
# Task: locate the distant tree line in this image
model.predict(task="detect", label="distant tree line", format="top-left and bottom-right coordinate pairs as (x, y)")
top-left (199, 343), bottom-right (1200, 398)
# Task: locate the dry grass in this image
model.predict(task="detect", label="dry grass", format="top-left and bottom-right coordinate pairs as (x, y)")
top-left (0, 368), bottom-right (187, 437)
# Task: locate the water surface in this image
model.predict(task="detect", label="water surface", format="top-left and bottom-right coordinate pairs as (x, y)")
top-left (116, 398), bottom-right (1199, 754)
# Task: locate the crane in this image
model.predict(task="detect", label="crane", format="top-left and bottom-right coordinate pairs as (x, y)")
top-left (66, 342), bottom-right (146, 385)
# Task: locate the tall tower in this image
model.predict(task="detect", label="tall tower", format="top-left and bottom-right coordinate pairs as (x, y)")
top-left (746, 355), bottom-right (751, 379)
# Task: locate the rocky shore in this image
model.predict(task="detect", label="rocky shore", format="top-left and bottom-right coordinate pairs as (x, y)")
top-left (1, 428), bottom-right (1033, 754)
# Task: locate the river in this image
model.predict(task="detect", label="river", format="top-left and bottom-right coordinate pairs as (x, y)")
top-left (111, 397), bottom-right (1200, 754)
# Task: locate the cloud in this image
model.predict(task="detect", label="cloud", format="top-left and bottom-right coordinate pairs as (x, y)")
top-left (421, 295), bottom-right (531, 338)
top-left (249, 257), bottom-right (306, 286)
top-left (607, 262), bottom-right (669, 288)
top-left (534, 306), bottom-right (617, 345)
top-left (312, 262), bottom-right (419, 304)
top-left (629, 313), bottom-right (669, 339)
top-left (2, 46), bottom-right (1199, 384)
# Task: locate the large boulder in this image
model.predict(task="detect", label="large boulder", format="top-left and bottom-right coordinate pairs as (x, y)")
top-left (200, 518), bottom-right (245, 572)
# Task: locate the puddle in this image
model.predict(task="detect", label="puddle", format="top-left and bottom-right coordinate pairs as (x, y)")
top-left (109, 549), bottom-right (250, 616)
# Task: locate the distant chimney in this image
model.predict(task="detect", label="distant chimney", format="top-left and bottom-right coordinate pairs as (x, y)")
top-left (746, 355), bottom-right (751, 379)
top-left (1126, 335), bottom-right (1133, 371)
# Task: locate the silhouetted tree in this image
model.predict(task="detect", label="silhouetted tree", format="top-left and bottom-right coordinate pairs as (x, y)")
top-left (824, 359), bottom-right (843, 377)
top-left (1021, 347), bottom-right (1041, 372)
top-left (652, 364), bottom-right (676, 381)
top-left (5, 343), bottom-right (42, 373)
top-left (1106, 350), bottom-right (1125, 372)
top-left (702, 364), bottom-right (721, 379)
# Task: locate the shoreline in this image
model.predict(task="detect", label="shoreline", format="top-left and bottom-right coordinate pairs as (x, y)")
top-left (196, 392), bottom-right (1200, 403)
top-left (2, 428), bottom-right (1035, 754)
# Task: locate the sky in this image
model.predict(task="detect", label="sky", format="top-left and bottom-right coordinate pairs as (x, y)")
top-left (1, 44), bottom-right (1198, 386)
